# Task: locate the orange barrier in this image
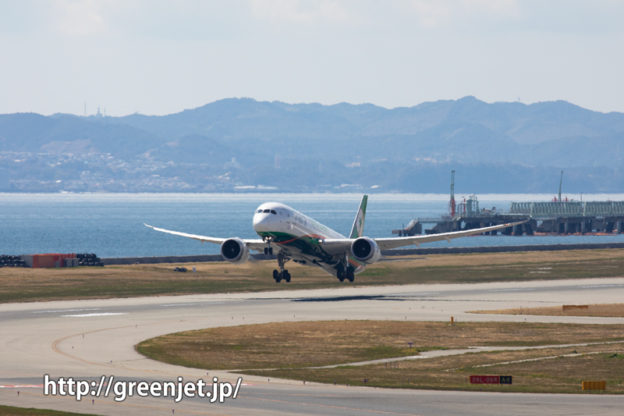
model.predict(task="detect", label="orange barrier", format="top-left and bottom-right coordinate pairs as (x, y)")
top-left (22, 253), bottom-right (76, 268)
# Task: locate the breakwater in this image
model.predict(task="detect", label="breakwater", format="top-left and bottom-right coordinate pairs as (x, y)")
top-left (101, 242), bottom-right (624, 265)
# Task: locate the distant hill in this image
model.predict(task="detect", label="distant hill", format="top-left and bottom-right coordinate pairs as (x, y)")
top-left (0, 96), bottom-right (622, 193)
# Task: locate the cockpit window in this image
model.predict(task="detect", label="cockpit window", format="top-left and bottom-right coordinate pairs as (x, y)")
top-left (270, 210), bottom-right (277, 215)
top-left (263, 209), bottom-right (270, 213)
top-left (257, 209), bottom-right (262, 213)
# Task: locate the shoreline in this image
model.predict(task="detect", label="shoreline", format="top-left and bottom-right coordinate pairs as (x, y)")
top-left (101, 242), bottom-right (624, 265)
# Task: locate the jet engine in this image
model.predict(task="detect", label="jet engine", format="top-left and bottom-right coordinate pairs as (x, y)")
top-left (350, 237), bottom-right (381, 264)
top-left (220, 238), bottom-right (250, 264)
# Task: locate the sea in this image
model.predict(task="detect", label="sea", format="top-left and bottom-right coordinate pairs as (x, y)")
top-left (1, 193), bottom-right (624, 258)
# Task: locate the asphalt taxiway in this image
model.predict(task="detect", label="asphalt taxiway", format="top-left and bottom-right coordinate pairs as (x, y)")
top-left (2, 277), bottom-right (624, 415)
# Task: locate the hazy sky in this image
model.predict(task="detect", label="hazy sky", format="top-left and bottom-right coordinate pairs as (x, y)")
top-left (1, 0), bottom-right (623, 116)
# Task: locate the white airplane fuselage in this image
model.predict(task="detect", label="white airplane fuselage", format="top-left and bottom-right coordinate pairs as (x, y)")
top-left (252, 202), bottom-right (365, 276)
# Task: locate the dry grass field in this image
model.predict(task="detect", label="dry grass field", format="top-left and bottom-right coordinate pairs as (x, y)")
top-left (0, 405), bottom-right (93, 416)
top-left (137, 320), bottom-right (624, 393)
top-left (1, 248), bottom-right (624, 303)
top-left (472, 303), bottom-right (624, 317)
top-left (258, 343), bottom-right (624, 393)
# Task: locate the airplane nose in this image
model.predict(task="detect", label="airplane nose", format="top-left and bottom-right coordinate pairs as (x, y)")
top-left (253, 213), bottom-right (273, 232)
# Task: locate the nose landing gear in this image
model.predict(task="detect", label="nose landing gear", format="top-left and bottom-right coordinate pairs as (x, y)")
top-left (263, 236), bottom-right (274, 256)
top-left (273, 253), bottom-right (291, 283)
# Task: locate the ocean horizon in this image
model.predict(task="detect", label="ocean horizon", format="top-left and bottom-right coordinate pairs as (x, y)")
top-left (1, 192), bottom-right (624, 258)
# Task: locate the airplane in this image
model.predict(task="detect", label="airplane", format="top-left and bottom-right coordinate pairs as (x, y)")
top-left (145, 195), bottom-right (526, 283)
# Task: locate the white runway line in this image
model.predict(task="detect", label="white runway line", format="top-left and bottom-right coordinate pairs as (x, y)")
top-left (33, 308), bottom-right (101, 314)
top-left (62, 312), bottom-right (127, 318)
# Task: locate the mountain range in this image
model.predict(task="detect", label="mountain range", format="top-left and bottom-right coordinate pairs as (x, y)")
top-left (0, 96), bottom-right (623, 193)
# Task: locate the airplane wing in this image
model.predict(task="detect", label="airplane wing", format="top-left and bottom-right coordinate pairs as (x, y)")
top-left (319, 220), bottom-right (527, 253)
top-left (144, 224), bottom-right (268, 252)
top-left (374, 220), bottom-right (527, 250)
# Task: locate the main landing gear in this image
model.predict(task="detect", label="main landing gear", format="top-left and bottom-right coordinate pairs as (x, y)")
top-left (336, 266), bottom-right (355, 283)
top-left (273, 253), bottom-right (291, 283)
top-left (273, 269), bottom-right (291, 283)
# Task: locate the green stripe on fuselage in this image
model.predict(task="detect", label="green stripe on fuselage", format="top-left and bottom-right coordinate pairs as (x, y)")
top-left (257, 231), bottom-right (335, 263)
top-left (258, 231), bottom-right (366, 274)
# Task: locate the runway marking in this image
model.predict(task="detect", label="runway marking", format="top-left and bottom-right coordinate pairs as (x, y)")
top-left (159, 302), bottom-right (226, 308)
top-left (62, 312), bottom-right (126, 318)
top-left (51, 325), bottom-right (138, 366)
top-left (49, 321), bottom-right (213, 375)
top-left (160, 303), bottom-right (200, 307)
top-left (32, 308), bottom-right (100, 314)
top-left (580, 284), bottom-right (624, 289)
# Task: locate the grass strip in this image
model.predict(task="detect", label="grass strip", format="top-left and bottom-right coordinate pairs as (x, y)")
top-left (137, 320), bottom-right (624, 371)
top-left (248, 347), bottom-right (624, 393)
top-left (0, 405), bottom-right (98, 416)
top-left (137, 320), bottom-right (624, 394)
top-left (1, 249), bottom-right (624, 303)
top-left (471, 303), bottom-right (624, 317)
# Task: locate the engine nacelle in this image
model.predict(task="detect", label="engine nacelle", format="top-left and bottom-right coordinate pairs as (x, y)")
top-left (220, 238), bottom-right (250, 264)
top-left (350, 237), bottom-right (381, 264)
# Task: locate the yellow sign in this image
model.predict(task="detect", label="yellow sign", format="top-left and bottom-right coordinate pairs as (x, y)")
top-left (582, 381), bottom-right (606, 391)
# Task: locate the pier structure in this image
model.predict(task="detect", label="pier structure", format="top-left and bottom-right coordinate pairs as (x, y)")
top-left (510, 201), bottom-right (624, 234)
top-left (392, 195), bottom-right (532, 237)
top-left (392, 170), bottom-right (624, 237)
top-left (423, 195), bottom-right (532, 236)
top-left (394, 198), bottom-right (624, 237)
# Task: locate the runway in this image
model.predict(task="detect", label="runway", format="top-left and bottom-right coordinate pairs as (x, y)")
top-left (2, 277), bottom-right (624, 415)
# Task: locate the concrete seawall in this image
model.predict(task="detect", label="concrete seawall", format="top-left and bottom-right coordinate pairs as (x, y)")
top-left (101, 242), bottom-right (624, 265)
top-left (103, 254), bottom-right (222, 265)
top-left (383, 242), bottom-right (624, 256)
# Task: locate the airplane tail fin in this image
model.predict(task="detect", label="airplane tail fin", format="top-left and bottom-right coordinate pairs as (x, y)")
top-left (349, 195), bottom-right (368, 238)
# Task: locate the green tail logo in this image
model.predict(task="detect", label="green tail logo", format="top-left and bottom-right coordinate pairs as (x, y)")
top-left (349, 195), bottom-right (368, 238)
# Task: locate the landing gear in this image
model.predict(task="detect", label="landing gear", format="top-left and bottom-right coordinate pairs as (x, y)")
top-left (263, 236), bottom-right (274, 256)
top-left (273, 253), bottom-right (291, 283)
top-left (272, 269), bottom-right (291, 283)
top-left (336, 265), bottom-right (355, 283)
top-left (346, 268), bottom-right (355, 282)
top-left (337, 268), bottom-right (345, 282)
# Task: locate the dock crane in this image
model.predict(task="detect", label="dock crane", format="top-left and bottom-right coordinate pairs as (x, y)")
top-left (449, 169), bottom-right (456, 218)
top-left (558, 170), bottom-right (564, 202)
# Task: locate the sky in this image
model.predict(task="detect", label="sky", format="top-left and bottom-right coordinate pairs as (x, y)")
top-left (1, 0), bottom-right (623, 116)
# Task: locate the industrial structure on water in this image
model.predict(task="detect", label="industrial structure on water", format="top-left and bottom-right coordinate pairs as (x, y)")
top-left (393, 170), bottom-right (624, 237)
